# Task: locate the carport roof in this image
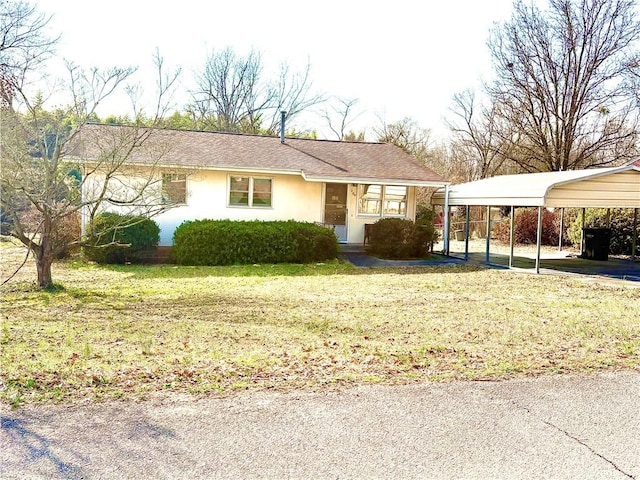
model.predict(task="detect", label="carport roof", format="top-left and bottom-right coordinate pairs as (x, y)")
top-left (432, 165), bottom-right (640, 208)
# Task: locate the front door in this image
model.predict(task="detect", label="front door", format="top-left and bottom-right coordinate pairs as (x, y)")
top-left (324, 183), bottom-right (348, 242)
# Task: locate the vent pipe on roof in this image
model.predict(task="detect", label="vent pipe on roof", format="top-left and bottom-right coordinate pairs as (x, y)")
top-left (280, 110), bottom-right (286, 143)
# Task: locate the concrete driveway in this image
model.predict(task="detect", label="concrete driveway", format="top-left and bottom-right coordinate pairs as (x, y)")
top-left (1, 371), bottom-right (638, 479)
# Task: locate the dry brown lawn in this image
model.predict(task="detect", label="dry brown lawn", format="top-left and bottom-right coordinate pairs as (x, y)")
top-left (1, 239), bottom-right (638, 406)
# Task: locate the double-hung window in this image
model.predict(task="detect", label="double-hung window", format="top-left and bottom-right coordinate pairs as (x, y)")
top-left (357, 184), bottom-right (407, 217)
top-left (162, 173), bottom-right (187, 204)
top-left (229, 176), bottom-right (272, 208)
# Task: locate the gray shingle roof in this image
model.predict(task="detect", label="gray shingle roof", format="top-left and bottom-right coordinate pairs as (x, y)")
top-left (72, 124), bottom-right (448, 185)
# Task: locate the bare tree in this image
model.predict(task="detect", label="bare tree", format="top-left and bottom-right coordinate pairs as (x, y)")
top-left (0, 0), bottom-right (59, 107)
top-left (374, 117), bottom-right (433, 160)
top-left (445, 90), bottom-right (512, 180)
top-left (487, 0), bottom-right (640, 172)
top-left (1, 52), bottom-right (180, 288)
top-left (264, 60), bottom-right (325, 134)
top-left (322, 97), bottom-right (363, 140)
top-left (418, 141), bottom-right (468, 185)
top-left (190, 47), bottom-right (323, 135)
top-left (190, 48), bottom-right (263, 133)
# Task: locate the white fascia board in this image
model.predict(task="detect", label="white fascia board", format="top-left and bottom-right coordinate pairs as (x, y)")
top-left (152, 163), bottom-right (303, 176)
top-left (445, 197), bottom-right (545, 207)
top-left (301, 172), bottom-right (449, 187)
top-left (203, 165), bottom-right (303, 176)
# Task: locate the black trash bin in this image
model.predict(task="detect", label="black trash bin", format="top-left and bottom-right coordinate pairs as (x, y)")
top-left (582, 228), bottom-right (611, 261)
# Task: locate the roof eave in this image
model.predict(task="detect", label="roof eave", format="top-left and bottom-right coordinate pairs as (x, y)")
top-left (302, 173), bottom-right (449, 187)
top-left (73, 158), bottom-right (305, 177)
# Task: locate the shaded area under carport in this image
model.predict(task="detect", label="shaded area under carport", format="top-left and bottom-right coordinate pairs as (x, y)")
top-left (340, 251), bottom-right (466, 268)
top-left (460, 251), bottom-right (640, 282)
top-left (340, 245), bottom-right (640, 282)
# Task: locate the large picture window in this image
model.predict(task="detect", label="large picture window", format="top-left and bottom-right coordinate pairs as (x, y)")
top-left (162, 173), bottom-right (187, 204)
top-left (229, 176), bottom-right (272, 207)
top-left (357, 184), bottom-right (407, 217)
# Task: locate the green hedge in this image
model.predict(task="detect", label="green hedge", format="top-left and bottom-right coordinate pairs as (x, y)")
top-left (366, 218), bottom-right (432, 259)
top-left (415, 205), bottom-right (439, 244)
top-left (568, 208), bottom-right (638, 255)
top-left (172, 220), bottom-right (338, 265)
top-left (84, 213), bottom-right (160, 264)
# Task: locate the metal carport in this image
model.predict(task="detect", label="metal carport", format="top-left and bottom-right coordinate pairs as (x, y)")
top-left (432, 165), bottom-right (640, 273)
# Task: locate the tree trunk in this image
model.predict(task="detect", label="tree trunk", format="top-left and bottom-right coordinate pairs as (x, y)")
top-left (35, 249), bottom-right (54, 288)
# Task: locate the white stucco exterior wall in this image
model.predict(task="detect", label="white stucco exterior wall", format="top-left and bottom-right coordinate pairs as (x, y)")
top-left (155, 170), bottom-right (324, 245)
top-left (82, 167), bottom-right (421, 247)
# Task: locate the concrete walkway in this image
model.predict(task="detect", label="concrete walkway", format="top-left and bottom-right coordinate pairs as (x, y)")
top-left (341, 244), bottom-right (640, 282)
top-left (2, 372), bottom-right (638, 479)
top-left (341, 251), bottom-right (466, 268)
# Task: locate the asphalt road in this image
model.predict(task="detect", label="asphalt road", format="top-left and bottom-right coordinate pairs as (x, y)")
top-left (1, 371), bottom-right (638, 479)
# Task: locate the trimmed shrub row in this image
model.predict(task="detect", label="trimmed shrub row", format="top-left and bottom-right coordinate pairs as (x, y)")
top-left (84, 213), bottom-right (160, 264)
top-left (172, 219), bottom-right (338, 265)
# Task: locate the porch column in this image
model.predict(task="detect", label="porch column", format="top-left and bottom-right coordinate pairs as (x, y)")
top-left (443, 185), bottom-right (450, 256)
top-left (558, 208), bottom-right (564, 251)
top-left (509, 207), bottom-right (515, 268)
top-left (535, 206), bottom-right (543, 274)
top-left (485, 206), bottom-right (491, 264)
top-left (464, 205), bottom-right (470, 261)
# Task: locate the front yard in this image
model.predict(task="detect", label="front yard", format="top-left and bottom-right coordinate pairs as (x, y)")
top-left (1, 240), bottom-right (639, 406)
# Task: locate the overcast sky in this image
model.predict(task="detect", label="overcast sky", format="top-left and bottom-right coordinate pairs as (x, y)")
top-left (36, 0), bottom-right (514, 140)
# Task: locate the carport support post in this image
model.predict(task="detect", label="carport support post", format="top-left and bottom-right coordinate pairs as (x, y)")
top-left (485, 206), bottom-right (491, 264)
top-left (580, 208), bottom-right (586, 254)
top-left (464, 205), bottom-right (470, 261)
top-left (535, 206), bottom-right (543, 274)
top-left (509, 207), bottom-right (515, 268)
top-left (633, 208), bottom-right (638, 262)
top-left (443, 185), bottom-right (450, 255)
top-left (558, 208), bottom-right (564, 251)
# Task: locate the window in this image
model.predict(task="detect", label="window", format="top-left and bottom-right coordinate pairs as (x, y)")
top-left (229, 176), bottom-right (272, 208)
top-left (357, 184), bottom-right (382, 215)
top-left (162, 173), bottom-right (187, 204)
top-left (252, 178), bottom-right (272, 207)
top-left (357, 184), bottom-right (407, 217)
top-left (229, 176), bottom-right (250, 206)
top-left (383, 185), bottom-right (407, 216)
